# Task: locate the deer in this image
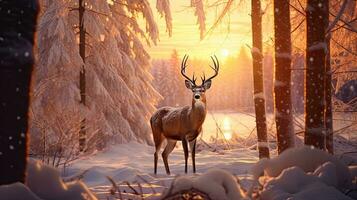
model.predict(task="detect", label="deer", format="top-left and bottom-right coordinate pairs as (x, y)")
top-left (150, 55), bottom-right (219, 175)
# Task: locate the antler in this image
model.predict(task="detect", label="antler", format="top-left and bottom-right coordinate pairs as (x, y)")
top-left (181, 55), bottom-right (197, 86)
top-left (201, 55), bottom-right (219, 85)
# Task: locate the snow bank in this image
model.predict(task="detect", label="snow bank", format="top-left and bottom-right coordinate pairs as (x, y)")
top-left (161, 168), bottom-right (247, 200)
top-left (249, 146), bottom-right (354, 200)
top-left (0, 159), bottom-right (97, 200)
top-left (0, 182), bottom-right (42, 200)
top-left (251, 146), bottom-right (352, 189)
top-left (260, 164), bottom-right (353, 200)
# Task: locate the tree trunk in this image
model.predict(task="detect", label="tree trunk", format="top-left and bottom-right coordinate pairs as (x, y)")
top-left (325, 35), bottom-right (333, 154)
top-left (305, 0), bottom-right (329, 150)
top-left (79, 0), bottom-right (86, 152)
top-left (273, 0), bottom-right (295, 154)
top-left (0, 0), bottom-right (38, 184)
top-left (326, 0), bottom-right (334, 154)
top-left (251, 0), bottom-right (270, 159)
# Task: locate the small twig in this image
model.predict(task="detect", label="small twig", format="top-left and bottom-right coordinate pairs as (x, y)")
top-left (124, 181), bottom-right (140, 195)
top-left (137, 182), bottom-right (144, 200)
top-left (106, 176), bottom-right (123, 199)
top-left (136, 174), bottom-right (157, 195)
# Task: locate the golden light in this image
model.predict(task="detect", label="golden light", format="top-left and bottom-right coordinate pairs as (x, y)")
top-left (222, 117), bottom-right (233, 140)
top-left (224, 132), bottom-right (232, 140)
top-left (221, 49), bottom-right (230, 57)
top-left (223, 117), bottom-right (231, 130)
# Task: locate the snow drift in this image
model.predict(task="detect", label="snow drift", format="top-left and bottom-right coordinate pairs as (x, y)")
top-left (251, 146), bottom-right (352, 189)
top-left (250, 146), bottom-right (354, 200)
top-left (160, 146), bottom-right (354, 200)
top-left (0, 159), bottom-right (97, 200)
top-left (161, 168), bottom-right (246, 200)
top-left (260, 164), bottom-right (353, 200)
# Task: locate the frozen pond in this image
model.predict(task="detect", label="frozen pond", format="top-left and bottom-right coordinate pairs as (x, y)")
top-left (202, 112), bottom-right (258, 141)
top-left (202, 111), bottom-right (357, 141)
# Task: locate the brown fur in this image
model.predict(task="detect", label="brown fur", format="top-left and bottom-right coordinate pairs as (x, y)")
top-left (151, 93), bottom-right (207, 174)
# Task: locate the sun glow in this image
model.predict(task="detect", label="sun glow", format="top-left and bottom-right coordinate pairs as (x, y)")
top-left (222, 117), bottom-right (233, 140)
top-left (224, 132), bottom-right (232, 140)
top-left (221, 49), bottom-right (230, 57)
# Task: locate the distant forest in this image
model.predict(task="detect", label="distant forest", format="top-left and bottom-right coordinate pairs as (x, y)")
top-left (152, 48), bottom-right (305, 113)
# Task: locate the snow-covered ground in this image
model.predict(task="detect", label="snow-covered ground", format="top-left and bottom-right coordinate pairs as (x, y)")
top-left (62, 112), bottom-right (357, 199)
top-left (64, 142), bottom-right (357, 200)
top-left (64, 142), bottom-right (259, 199)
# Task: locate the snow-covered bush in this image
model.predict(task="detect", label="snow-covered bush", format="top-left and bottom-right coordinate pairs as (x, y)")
top-left (251, 146), bottom-right (352, 189)
top-left (0, 159), bottom-right (97, 200)
top-left (161, 168), bottom-right (246, 200)
top-left (248, 146), bottom-right (356, 200)
top-left (260, 164), bottom-right (354, 200)
top-left (160, 147), bottom-right (354, 200)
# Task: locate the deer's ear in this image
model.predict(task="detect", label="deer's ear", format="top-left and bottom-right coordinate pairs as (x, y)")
top-left (185, 80), bottom-right (194, 89)
top-left (203, 80), bottom-right (212, 90)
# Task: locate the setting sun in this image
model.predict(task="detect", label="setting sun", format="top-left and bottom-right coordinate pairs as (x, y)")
top-left (224, 131), bottom-right (233, 140)
top-left (221, 49), bottom-right (230, 57)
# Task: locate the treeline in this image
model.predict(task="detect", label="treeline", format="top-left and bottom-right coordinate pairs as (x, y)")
top-left (152, 49), bottom-right (305, 113)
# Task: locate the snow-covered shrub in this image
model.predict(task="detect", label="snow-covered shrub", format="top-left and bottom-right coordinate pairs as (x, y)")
top-left (251, 146), bottom-right (352, 189)
top-left (161, 168), bottom-right (246, 200)
top-left (30, 109), bottom-right (99, 169)
top-left (259, 164), bottom-right (353, 200)
top-left (0, 159), bottom-right (97, 200)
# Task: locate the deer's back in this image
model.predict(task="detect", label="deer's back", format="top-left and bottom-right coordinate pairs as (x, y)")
top-left (151, 106), bottom-right (191, 137)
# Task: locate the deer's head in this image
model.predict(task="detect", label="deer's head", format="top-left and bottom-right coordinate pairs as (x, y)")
top-left (181, 55), bottom-right (220, 104)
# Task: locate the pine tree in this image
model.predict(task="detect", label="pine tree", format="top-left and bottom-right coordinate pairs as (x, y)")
top-left (251, 0), bottom-right (269, 159)
top-left (273, 0), bottom-right (295, 154)
top-left (31, 0), bottom-right (85, 159)
top-left (31, 0), bottom-right (163, 155)
top-left (169, 50), bottom-right (187, 106)
top-left (305, 0), bottom-right (329, 150)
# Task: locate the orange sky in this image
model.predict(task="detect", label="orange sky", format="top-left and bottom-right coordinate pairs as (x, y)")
top-left (146, 0), bottom-right (258, 60)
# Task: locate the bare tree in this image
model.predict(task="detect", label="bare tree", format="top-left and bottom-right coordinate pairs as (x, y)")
top-left (251, 0), bottom-right (270, 158)
top-left (273, 0), bottom-right (295, 154)
top-left (305, 0), bottom-right (329, 149)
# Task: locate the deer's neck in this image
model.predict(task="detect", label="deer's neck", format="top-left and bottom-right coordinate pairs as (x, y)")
top-left (190, 100), bottom-right (207, 128)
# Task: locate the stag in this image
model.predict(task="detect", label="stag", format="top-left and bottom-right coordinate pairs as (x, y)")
top-left (150, 55), bottom-right (219, 175)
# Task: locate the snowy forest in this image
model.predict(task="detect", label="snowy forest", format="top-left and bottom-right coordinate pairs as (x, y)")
top-left (0, 0), bottom-right (356, 200)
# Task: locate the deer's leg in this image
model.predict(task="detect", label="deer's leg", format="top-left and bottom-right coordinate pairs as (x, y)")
top-left (154, 137), bottom-right (163, 174)
top-left (189, 139), bottom-right (197, 173)
top-left (182, 137), bottom-right (189, 173)
top-left (162, 139), bottom-right (177, 175)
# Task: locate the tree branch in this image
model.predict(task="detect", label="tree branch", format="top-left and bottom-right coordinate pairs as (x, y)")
top-left (327, 0), bottom-right (349, 32)
top-left (331, 37), bottom-right (357, 56)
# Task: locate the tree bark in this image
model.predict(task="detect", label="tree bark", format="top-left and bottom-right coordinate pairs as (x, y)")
top-left (325, 35), bottom-right (333, 154)
top-left (305, 0), bottom-right (329, 150)
top-left (325, 3), bottom-right (334, 154)
top-left (0, 0), bottom-right (38, 184)
top-left (273, 0), bottom-right (295, 154)
top-left (79, 0), bottom-right (86, 152)
top-left (325, 0), bottom-right (334, 154)
top-left (251, 0), bottom-right (270, 159)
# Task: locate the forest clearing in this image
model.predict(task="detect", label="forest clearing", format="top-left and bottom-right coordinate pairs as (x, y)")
top-left (0, 0), bottom-right (356, 199)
